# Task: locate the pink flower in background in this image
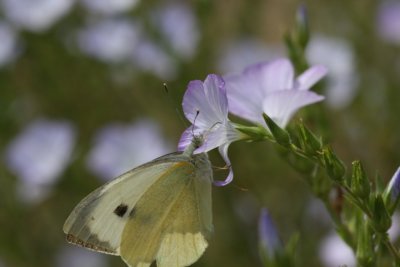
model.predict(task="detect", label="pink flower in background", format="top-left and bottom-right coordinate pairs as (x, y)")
top-left (1, 0), bottom-right (75, 32)
top-left (5, 119), bottom-right (76, 203)
top-left (225, 58), bottom-right (327, 128)
top-left (82, 0), bottom-right (139, 15)
top-left (86, 120), bottom-right (172, 180)
top-left (178, 74), bottom-right (245, 186)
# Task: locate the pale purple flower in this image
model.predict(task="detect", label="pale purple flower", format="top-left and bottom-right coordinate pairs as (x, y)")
top-left (178, 74), bottom-right (245, 186)
top-left (5, 119), bottom-right (76, 203)
top-left (87, 120), bottom-right (172, 180)
top-left (319, 232), bottom-right (355, 267)
top-left (152, 3), bottom-right (199, 59)
top-left (0, 22), bottom-right (20, 67)
top-left (78, 18), bottom-right (140, 63)
top-left (217, 38), bottom-right (284, 74)
top-left (1, 0), bottom-right (75, 32)
top-left (57, 246), bottom-right (107, 267)
top-left (377, 1), bottom-right (400, 44)
top-left (82, 0), bottom-right (139, 15)
top-left (225, 58), bottom-right (327, 128)
top-left (387, 166), bottom-right (400, 200)
top-left (307, 35), bottom-right (358, 109)
top-left (258, 208), bottom-right (283, 258)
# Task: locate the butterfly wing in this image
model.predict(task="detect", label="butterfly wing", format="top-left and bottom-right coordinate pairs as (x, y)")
top-left (63, 156), bottom-right (182, 255)
top-left (120, 154), bottom-right (213, 267)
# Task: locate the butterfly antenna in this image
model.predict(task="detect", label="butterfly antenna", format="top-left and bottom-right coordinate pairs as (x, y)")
top-left (163, 82), bottom-right (188, 129)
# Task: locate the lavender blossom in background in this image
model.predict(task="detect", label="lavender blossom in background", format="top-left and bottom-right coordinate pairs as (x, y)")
top-left (5, 119), bottom-right (76, 203)
top-left (86, 120), bottom-right (172, 180)
top-left (304, 197), bottom-right (332, 229)
top-left (178, 74), bottom-right (246, 186)
top-left (1, 0), bottom-right (75, 32)
top-left (77, 18), bottom-right (140, 63)
top-left (307, 35), bottom-right (359, 109)
top-left (132, 39), bottom-right (177, 80)
top-left (389, 212), bottom-right (400, 242)
top-left (217, 39), bottom-right (284, 74)
top-left (0, 22), bottom-right (19, 67)
top-left (82, 0), bottom-right (139, 15)
top-left (225, 58), bottom-right (327, 128)
top-left (152, 3), bottom-right (199, 60)
top-left (377, 1), bottom-right (400, 44)
top-left (57, 246), bottom-right (107, 267)
top-left (319, 232), bottom-right (355, 267)
top-left (258, 208), bottom-right (283, 258)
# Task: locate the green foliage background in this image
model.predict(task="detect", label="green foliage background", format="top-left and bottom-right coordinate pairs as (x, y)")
top-left (1, 0), bottom-right (400, 266)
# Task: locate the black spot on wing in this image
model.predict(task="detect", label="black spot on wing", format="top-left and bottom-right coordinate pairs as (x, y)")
top-left (114, 204), bottom-right (128, 217)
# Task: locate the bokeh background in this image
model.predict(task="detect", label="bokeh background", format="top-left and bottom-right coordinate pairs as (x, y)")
top-left (1, 0), bottom-right (400, 266)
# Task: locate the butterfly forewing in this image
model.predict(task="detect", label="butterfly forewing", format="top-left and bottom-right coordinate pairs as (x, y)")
top-left (63, 159), bottom-right (179, 254)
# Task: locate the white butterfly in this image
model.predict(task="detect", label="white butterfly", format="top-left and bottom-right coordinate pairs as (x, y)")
top-left (63, 137), bottom-right (213, 267)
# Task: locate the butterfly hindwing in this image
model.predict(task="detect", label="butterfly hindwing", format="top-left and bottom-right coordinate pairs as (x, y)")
top-left (120, 154), bottom-right (213, 267)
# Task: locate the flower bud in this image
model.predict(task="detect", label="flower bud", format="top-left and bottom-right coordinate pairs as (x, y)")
top-left (372, 195), bottom-right (392, 233)
top-left (322, 147), bottom-right (346, 183)
top-left (263, 113), bottom-right (291, 148)
top-left (350, 161), bottom-right (370, 199)
top-left (297, 122), bottom-right (322, 155)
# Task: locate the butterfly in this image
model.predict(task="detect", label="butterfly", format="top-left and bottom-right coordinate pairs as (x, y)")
top-left (63, 137), bottom-right (213, 267)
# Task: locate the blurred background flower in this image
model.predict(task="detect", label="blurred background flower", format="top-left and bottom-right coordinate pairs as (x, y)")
top-left (81, 0), bottom-right (139, 15)
top-left (0, 1), bottom-right (399, 267)
top-left (306, 35), bottom-right (358, 109)
top-left (217, 38), bottom-right (284, 74)
top-left (86, 119), bottom-right (172, 180)
top-left (377, 1), bottom-right (400, 44)
top-left (1, 0), bottom-right (75, 32)
top-left (56, 246), bottom-right (108, 267)
top-left (77, 18), bottom-right (140, 64)
top-left (5, 119), bottom-right (76, 203)
top-left (0, 22), bottom-right (20, 68)
top-left (319, 232), bottom-right (356, 267)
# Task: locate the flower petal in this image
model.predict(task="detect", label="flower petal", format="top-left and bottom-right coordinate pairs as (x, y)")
top-left (244, 58), bottom-right (295, 93)
top-left (296, 65), bottom-right (328, 91)
top-left (182, 74), bottom-right (228, 129)
top-left (213, 143), bottom-right (233, 186)
top-left (262, 90), bottom-right (325, 128)
top-left (203, 74), bottom-right (228, 122)
top-left (388, 166), bottom-right (400, 200)
top-left (225, 73), bottom-right (265, 125)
